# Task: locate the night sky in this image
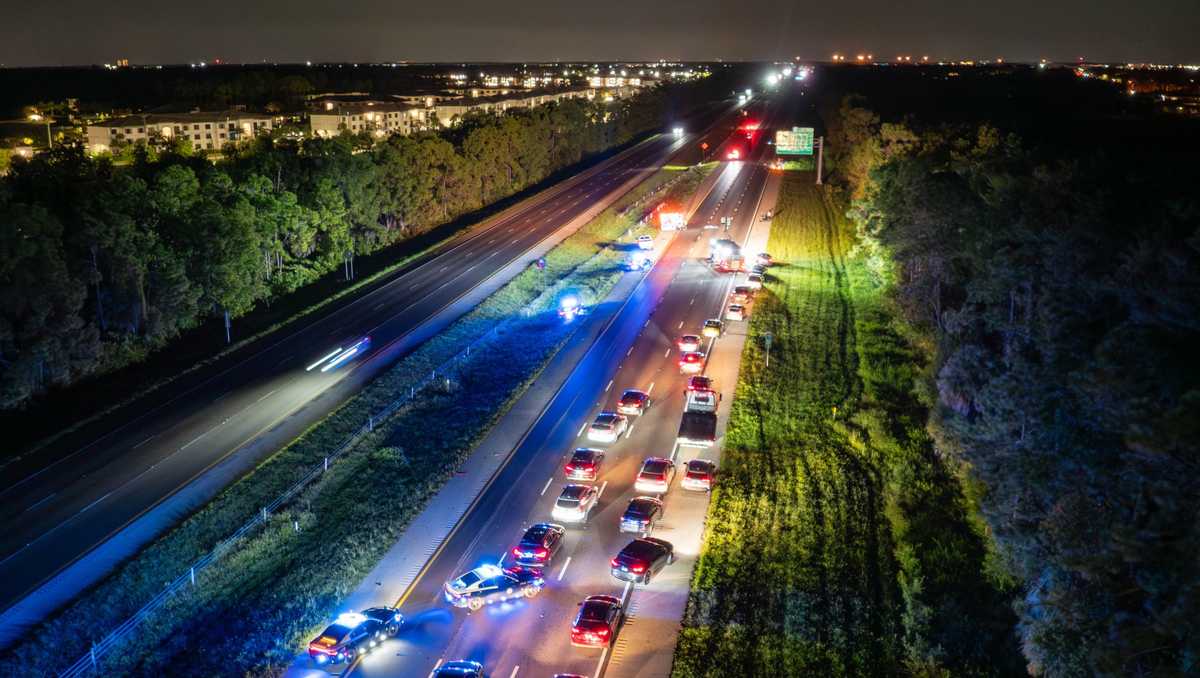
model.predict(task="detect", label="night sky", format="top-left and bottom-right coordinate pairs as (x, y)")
top-left (2, 0), bottom-right (1197, 67)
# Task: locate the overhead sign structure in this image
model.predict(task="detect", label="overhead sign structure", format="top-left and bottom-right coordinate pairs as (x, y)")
top-left (775, 126), bottom-right (814, 156)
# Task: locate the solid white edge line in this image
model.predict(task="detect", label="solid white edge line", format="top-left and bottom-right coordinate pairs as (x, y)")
top-left (597, 480), bottom-right (609, 500)
top-left (577, 422), bottom-right (587, 437)
top-left (626, 424), bottom-right (635, 439)
top-left (510, 666), bottom-right (520, 678)
top-left (605, 379), bottom-right (613, 393)
top-left (647, 381), bottom-right (655, 394)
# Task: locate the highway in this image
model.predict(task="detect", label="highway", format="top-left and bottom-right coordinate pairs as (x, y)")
top-left (0, 107), bottom-right (739, 621)
top-left (324, 97), bottom-right (787, 678)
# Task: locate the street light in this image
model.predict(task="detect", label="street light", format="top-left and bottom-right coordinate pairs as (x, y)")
top-left (29, 113), bottom-right (52, 148)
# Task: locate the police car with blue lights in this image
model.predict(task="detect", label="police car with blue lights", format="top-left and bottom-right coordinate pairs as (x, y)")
top-left (444, 564), bottom-right (545, 611)
top-left (307, 607), bottom-right (402, 665)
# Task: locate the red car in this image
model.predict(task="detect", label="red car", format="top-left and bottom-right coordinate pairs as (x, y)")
top-left (678, 351), bottom-right (705, 374)
top-left (564, 448), bottom-right (604, 481)
top-left (571, 595), bottom-right (624, 647)
top-left (686, 375), bottom-right (714, 392)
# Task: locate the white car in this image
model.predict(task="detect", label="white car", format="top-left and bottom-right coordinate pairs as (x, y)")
top-left (552, 484), bottom-right (600, 523)
top-left (634, 457), bottom-right (677, 494)
top-left (587, 412), bottom-right (628, 443)
top-left (746, 274), bottom-right (764, 290)
top-left (725, 304), bottom-right (746, 321)
top-left (636, 234), bottom-right (655, 251)
top-left (677, 334), bottom-right (701, 353)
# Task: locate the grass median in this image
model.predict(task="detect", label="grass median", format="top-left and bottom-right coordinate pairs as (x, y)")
top-left (0, 163), bottom-right (711, 677)
top-left (671, 174), bottom-right (1022, 677)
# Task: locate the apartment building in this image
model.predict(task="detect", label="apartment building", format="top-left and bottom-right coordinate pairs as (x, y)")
top-left (309, 102), bottom-right (432, 138)
top-left (86, 111), bottom-right (273, 154)
top-left (432, 88), bottom-right (596, 127)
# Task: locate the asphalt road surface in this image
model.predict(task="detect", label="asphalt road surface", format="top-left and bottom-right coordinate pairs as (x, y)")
top-left (0, 112), bottom-right (737, 617)
top-left (327, 100), bottom-right (783, 678)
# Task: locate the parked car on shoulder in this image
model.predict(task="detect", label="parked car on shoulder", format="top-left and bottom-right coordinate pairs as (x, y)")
top-left (681, 458), bottom-right (718, 491)
top-left (725, 304), bottom-right (746, 321)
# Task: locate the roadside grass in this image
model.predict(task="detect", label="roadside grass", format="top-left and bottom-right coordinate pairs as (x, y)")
top-left (671, 174), bottom-right (1021, 677)
top-left (1, 164), bottom-right (710, 677)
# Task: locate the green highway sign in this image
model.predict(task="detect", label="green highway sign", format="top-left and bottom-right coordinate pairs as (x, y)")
top-left (775, 126), bottom-right (814, 156)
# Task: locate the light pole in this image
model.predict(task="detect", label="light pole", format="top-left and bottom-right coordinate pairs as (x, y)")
top-left (815, 136), bottom-right (824, 185)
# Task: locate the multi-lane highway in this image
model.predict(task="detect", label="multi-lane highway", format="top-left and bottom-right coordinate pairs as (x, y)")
top-left (0, 107), bottom-right (741, 624)
top-left (319, 97), bottom-right (789, 678)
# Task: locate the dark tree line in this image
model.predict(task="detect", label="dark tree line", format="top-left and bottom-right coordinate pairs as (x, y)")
top-left (0, 82), bottom-right (707, 409)
top-left (830, 96), bottom-right (1200, 676)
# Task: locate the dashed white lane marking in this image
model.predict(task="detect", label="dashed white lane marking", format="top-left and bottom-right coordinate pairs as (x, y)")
top-left (541, 476), bottom-right (554, 496)
top-left (557, 556), bottom-right (572, 580)
top-left (605, 379), bottom-right (613, 393)
top-left (578, 422), bottom-right (588, 437)
top-left (663, 348), bottom-right (671, 358)
top-left (597, 480), bottom-right (609, 499)
top-left (647, 382), bottom-right (655, 394)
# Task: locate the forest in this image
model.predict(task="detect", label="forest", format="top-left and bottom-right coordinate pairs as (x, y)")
top-left (824, 81), bottom-right (1200, 675)
top-left (0, 80), bottom-right (716, 411)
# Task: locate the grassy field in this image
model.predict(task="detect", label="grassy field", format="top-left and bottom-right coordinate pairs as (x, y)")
top-left (2, 165), bottom-right (710, 677)
top-left (672, 174), bottom-right (1022, 677)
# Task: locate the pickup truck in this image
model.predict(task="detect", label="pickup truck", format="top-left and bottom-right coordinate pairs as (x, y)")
top-left (677, 389), bottom-right (718, 448)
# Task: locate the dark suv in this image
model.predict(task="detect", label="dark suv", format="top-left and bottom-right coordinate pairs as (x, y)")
top-left (511, 522), bottom-right (566, 568)
top-left (610, 537), bottom-right (674, 584)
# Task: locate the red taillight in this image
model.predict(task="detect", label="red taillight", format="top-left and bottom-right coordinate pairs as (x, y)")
top-left (597, 627), bottom-right (610, 637)
top-left (611, 557), bottom-right (620, 568)
top-left (564, 464), bottom-right (574, 473)
top-left (631, 563), bottom-right (646, 573)
top-left (535, 548), bottom-right (548, 559)
top-left (512, 547), bottom-right (522, 557)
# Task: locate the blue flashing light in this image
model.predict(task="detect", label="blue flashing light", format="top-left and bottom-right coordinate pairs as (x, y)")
top-left (335, 612), bottom-right (367, 626)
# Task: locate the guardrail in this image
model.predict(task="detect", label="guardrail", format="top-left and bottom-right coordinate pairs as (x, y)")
top-left (58, 165), bottom-right (693, 678)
